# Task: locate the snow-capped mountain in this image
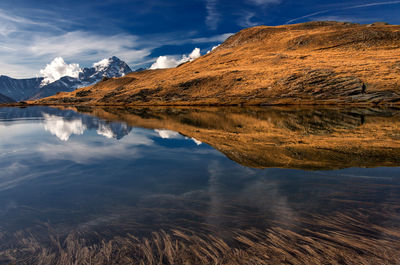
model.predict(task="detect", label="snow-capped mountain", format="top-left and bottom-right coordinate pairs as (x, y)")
top-left (0, 76), bottom-right (43, 102)
top-left (0, 92), bottom-right (15, 103)
top-left (30, 56), bottom-right (132, 100)
top-left (0, 57), bottom-right (132, 102)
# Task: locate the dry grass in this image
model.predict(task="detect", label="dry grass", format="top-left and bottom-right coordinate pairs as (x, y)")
top-left (34, 21), bottom-right (400, 106)
top-left (1, 209), bottom-right (400, 265)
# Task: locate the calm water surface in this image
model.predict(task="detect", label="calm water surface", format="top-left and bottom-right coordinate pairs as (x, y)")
top-left (0, 106), bottom-right (399, 264)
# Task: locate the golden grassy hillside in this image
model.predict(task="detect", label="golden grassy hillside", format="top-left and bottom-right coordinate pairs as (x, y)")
top-left (36, 21), bottom-right (400, 106)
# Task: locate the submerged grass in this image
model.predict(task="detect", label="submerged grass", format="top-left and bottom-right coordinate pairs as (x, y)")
top-left (1, 210), bottom-right (400, 265)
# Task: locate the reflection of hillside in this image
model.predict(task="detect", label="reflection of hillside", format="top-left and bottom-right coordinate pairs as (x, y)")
top-left (71, 106), bottom-right (400, 170)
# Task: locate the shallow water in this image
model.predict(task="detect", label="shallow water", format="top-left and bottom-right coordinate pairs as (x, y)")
top-left (0, 106), bottom-right (400, 264)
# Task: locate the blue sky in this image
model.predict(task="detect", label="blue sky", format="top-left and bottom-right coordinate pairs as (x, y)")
top-left (1, 0), bottom-right (400, 78)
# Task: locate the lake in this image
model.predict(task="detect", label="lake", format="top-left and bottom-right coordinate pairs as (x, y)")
top-left (0, 106), bottom-right (399, 264)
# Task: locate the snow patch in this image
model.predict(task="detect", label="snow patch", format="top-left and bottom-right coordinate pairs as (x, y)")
top-left (207, 45), bottom-right (220, 54)
top-left (93, 58), bottom-right (111, 71)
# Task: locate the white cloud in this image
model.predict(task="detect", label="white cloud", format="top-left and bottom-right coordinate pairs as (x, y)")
top-left (43, 114), bottom-right (86, 141)
top-left (0, 7), bottom-right (232, 78)
top-left (286, 1), bottom-right (400, 24)
top-left (238, 12), bottom-right (259, 28)
top-left (206, 0), bottom-right (220, 30)
top-left (191, 33), bottom-right (233, 44)
top-left (39, 57), bottom-right (82, 85)
top-left (29, 31), bottom-right (150, 65)
top-left (150, 56), bottom-right (180, 70)
top-left (0, 8), bottom-right (151, 78)
top-left (0, 23), bottom-right (16, 37)
top-left (186, 48), bottom-right (201, 60)
top-left (150, 48), bottom-right (201, 70)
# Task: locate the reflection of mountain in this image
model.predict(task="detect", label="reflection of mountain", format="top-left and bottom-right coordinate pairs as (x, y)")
top-left (0, 106), bottom-right (132, 141)
top-left (96, 123), bottom-right (131, 140)
top-left (70, 106), bottom-right (400, 170)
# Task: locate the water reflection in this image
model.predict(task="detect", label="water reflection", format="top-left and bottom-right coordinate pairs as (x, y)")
top-left (0, 106), bottom-right (399, 264)
top-left (43, 114), bottom-right (86, 141)
top-left (71, 106), bottom-right (400, 169)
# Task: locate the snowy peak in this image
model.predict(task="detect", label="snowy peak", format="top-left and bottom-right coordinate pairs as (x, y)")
top-left (90, 56), bottom-right (132, 78)
top-left (78, 56), bottom-right (132, 85)
top-left (33, 56), bottom-right (132, 99)
top-left (0, 56), bottom-right (133, 101)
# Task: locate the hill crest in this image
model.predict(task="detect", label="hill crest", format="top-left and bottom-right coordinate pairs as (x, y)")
top-left (35, 21), bottom-right (400, 106)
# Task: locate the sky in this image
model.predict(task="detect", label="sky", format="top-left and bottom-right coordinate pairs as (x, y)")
top-left (0, 0), bottom-right (400, 78)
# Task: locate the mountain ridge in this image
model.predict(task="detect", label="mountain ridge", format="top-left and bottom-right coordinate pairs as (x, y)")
top-left (0, 92), bottom-right (15, 103)
top-left (0, 57), bottom-right (132, 102)
top-left (34, 21), bottom-right (400, 106)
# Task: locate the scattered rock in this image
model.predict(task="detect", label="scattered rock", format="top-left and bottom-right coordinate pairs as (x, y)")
top-left (101, 76), bottom-right (110, 82)
top-left (76, 90), bottom-right (91, 97)
top-left (367, 22), bottom-right (390, 27)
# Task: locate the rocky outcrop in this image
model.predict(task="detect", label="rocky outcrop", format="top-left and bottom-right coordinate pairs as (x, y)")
top-left (261, 69), bottom-right (400, 104)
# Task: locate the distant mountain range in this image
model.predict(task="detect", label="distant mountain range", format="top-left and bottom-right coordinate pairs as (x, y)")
top-left (0, 93), bottom-right (15, 103)
top-left (0, 56), bottom-right (132, 102)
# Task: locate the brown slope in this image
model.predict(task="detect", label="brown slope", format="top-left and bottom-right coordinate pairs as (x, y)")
top-left (64, 106), bottom-right (400, 170)
top-left (36, 21), bottom-right (400, 106)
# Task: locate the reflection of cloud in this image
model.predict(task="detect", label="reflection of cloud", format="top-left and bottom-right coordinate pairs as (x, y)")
top-left (155, 129), bottom-right (180, 139)
top-left (205, 162), bottom-right (297, 230)
top-left (42, 113), bottom-right (132, 141)
top-left (0, 162), bottom-right (63, 191)
top-left (36, 130), bottom-right (154, 164)
top-left (43, 114), bottom-right (86, 141)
